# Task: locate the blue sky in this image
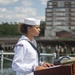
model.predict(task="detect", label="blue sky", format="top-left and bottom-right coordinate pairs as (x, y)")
top-left (0, 0), bottom-right (48, 24)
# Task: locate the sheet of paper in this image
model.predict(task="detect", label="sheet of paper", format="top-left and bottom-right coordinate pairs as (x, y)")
top-left (48, 65), bottom-right (61, 69)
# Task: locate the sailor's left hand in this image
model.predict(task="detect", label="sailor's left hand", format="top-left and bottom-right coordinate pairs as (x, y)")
top-left (42, 62), bottom-right (54, 68)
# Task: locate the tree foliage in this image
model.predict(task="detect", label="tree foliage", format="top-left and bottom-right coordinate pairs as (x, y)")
top-left (0, 21), bottom-right (45, 37)
top-left (40, 21), bottom-right (46, 36)
top-left (0, 23), bottom-right (21, 36)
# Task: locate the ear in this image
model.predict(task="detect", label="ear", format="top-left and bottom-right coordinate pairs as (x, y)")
top-left (28, 26), bottom-right (32, 31)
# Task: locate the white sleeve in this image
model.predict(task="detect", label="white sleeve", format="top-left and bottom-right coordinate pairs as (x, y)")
top-left (12, 44), bottom-right (36, 74)
top-left (39, 61), bottom-right (44, 66)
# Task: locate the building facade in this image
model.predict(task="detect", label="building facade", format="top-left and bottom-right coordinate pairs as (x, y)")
top-left (45, 0), bottom-right (75, 38)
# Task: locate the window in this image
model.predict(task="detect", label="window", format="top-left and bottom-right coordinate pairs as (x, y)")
top-left (58, 1), bottom-right (64, 7)
top-left (64, 2), bottom-right (71, 7)
top-left (53, 2), bottom-right (58, 7)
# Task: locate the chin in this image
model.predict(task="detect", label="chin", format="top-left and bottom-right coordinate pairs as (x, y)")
top-left (35, 35), bottom-right (38, 37)
top-left (34, 34), bottom-right (39, 36)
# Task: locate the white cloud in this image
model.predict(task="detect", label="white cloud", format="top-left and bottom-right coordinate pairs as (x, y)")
top-left (0, 7), bottom-right (7, 12)
top-left (0, 6), bottom-right (38, 23)
top-left (0, 0), bottom-right (18, 5)
top-left (40, 0), bottom-right (48, 5)
top-left (0, 0), bottom-right (46, 23)
top-left (14, 6), bottom-right (36, 14)
top-left (21, 0), bottom-right (33, 6)
top-left (37, 16), bottom-right (45, 21)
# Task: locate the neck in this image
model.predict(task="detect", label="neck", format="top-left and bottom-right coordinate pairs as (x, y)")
top-left (25, 34), bottom-right (33, 41)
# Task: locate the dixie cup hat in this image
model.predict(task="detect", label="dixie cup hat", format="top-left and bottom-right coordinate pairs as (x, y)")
top-left (24, 18), bottom-right (40, 26)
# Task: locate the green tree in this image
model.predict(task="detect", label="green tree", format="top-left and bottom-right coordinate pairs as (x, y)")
top-left (0, 23), bottom-right (21, 37)
top-left (40, 21), bottom-right (46, 36)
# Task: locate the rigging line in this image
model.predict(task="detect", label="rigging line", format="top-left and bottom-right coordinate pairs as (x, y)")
top-left (49, 35), bottom-right (72, 48)
top-left (57, 40), bottom-right (72, 48)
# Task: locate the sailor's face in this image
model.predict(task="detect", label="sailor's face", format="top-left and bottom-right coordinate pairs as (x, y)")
top-left (29, 26), bottom-right (40, 36)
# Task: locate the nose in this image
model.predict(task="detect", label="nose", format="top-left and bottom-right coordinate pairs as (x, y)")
top-left (39, 28), bottom-right (41, 31)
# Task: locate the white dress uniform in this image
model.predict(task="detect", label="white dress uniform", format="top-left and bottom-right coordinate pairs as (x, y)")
top-left (12, 35), bottom-right (39, 75)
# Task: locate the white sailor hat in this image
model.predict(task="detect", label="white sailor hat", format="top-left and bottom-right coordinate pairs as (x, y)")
top-left (24, 18), bottom-right (40, 26)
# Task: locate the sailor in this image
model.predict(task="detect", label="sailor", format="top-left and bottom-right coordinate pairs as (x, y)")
top-left (12, 18), bottom-right (53, 75)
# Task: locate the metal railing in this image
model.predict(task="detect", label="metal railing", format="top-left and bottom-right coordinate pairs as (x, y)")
top-left (0, 50), bottom-right (56, 74)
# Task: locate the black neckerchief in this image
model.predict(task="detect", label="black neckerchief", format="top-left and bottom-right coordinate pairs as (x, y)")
top-left (28, 41), bottom-right (40, 63)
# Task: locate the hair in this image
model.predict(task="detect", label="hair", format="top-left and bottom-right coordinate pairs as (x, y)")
top-left (18, 22), bottom-right (32, 34)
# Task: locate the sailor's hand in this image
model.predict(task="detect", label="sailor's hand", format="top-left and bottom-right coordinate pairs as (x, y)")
top-left (35, 66), bottom-right (46, 71)
top-left (42, 62), bottom-right (54, 68)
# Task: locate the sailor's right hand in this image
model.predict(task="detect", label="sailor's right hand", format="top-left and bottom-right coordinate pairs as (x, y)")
top-left (35, 66), bottom-right (46, 71)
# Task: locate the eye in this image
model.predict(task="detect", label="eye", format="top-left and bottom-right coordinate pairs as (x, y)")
top-left (36, 26), bottom-right (40, 29)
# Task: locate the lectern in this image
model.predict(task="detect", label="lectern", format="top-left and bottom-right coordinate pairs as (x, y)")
top-left (34, 65), bottom-right (73, 75)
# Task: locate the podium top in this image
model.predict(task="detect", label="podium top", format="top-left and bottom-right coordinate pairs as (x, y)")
top-left (34, 65), bottom-right (72, 75)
